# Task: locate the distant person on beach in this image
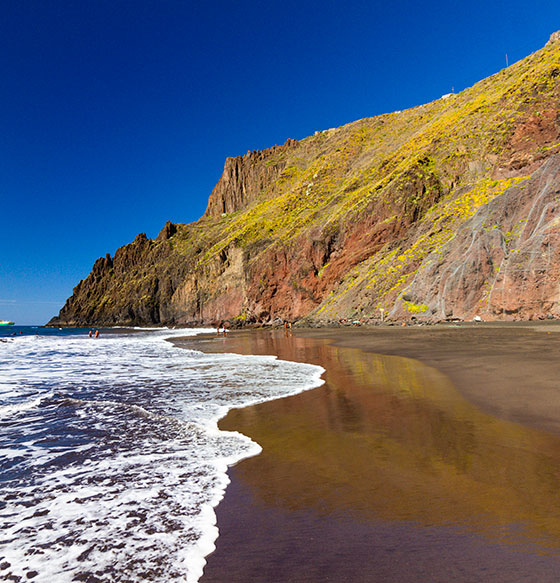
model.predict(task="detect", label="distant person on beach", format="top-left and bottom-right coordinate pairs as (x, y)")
top-left (94, 330), bottom-right (100, 338)
top-left (284, 320), bottom-right (293, 336)
top-left (88, 330), bottom-right (93, 338)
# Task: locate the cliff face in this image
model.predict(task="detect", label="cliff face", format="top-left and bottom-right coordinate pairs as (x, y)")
top-left (316, 158), bottom-right (560, 322)
top-left (53, 226), bottom-right (193, 326)
top-left (204, 140), bottom-right (297, 217)
top-left (50, 33), bottom-right (560, 327)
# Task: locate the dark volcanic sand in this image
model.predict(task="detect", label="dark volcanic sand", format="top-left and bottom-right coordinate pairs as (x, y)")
top-left (175, 324), bottom-right (560, 582)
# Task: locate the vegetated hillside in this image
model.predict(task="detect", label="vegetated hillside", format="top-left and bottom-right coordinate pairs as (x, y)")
top-left (50, 33), bottom-right (560, 327)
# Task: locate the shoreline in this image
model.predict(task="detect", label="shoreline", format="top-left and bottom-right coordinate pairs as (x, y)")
top-left (177, 322), bottom-right (560, 434)
top-left (173, 325), bottom-right (560, 582)
top-left (302, 323), bottom-right (560, 434)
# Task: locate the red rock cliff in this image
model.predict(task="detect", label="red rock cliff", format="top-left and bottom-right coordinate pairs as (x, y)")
top-left (49, 33), bottom-right (560, 327)
top-left (204, 139), bottom-right (297, 217)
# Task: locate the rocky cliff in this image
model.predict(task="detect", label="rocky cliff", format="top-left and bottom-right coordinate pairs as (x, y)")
top-left (50, 33), bottom-right (560, 327)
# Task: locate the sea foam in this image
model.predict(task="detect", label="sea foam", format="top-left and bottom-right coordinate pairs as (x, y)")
top-left (0, 328), bottom-right (324, 582)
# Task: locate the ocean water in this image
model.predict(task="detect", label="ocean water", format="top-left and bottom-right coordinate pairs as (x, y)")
top-left (0, 327), bottom-right (324, 582)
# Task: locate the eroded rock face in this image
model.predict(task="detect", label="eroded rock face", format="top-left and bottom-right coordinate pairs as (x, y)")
top-left (204, 140), bottom-right (297, 217)
top-left (50, 34), bottom-right (560, 327)
top-left (51, 231), bottom-right (193, 327)
top-left (395, 156), bottom-right (560, 321)
top-left (494, 109), bottom-right (560, 178)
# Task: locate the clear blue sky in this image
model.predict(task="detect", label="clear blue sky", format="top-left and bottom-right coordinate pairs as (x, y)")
top-left (1, 0), bottom-right (558, 324)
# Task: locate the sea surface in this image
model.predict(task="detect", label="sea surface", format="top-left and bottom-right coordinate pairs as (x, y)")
top-left (0, 326), bottom-right (324, 582)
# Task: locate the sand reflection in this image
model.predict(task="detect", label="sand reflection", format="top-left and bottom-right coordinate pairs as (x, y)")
top-left (218, 331), bottom-right (560, 551)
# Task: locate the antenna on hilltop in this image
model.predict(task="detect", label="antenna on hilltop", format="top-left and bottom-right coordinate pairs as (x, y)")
top-left (505, 53), bottom-right (509, 68)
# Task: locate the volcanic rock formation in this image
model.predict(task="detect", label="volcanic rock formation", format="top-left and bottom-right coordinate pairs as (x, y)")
top-left (50, 33), bottom-right (560, 327)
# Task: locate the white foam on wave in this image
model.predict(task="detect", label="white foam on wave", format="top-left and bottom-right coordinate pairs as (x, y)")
top-left (0, 390), bottom-right (54, 417)
top-left (0, 328), bottom-right (325, 582)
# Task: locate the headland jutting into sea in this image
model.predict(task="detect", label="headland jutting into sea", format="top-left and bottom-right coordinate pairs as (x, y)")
top-left (50, 33), bottom-right (560, 330)
top-left (30, 31), bottom-right (560, 582)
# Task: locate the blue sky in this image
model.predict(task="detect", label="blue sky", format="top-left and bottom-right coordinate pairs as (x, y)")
top-left (1, 0), bottom-right (558, 324)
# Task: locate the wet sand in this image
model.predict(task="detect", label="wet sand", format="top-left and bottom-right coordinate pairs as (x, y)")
top-left (175, 324), bottom-right (560, 581)
top-left (299, 323), bottom-right (560, 434)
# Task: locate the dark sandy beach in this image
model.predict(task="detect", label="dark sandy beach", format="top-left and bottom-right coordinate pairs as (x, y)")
top-left (175, 324), bottom-right (560, 582)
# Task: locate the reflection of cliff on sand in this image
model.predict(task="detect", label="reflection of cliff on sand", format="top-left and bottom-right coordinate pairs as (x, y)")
top-left (218, 331), bottom-right (560, 550)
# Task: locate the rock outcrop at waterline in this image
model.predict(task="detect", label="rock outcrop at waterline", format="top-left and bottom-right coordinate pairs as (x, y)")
top-left (49, 33), bottom-right (560, 327)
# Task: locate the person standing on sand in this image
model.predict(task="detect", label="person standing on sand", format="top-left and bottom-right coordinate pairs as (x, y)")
top-left (88, 330), bottom-right (93, 338)
top-left (94, 330), bottom-right (100, 338)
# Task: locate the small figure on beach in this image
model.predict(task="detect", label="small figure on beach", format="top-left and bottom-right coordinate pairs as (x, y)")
top-left (284, 320), bottom-right (293, 336)
top-left (88, 329), bottom-right (93, 338)
top-left (216, 321), bottom-right (227, 337)
top-left (94, 330), bottom-right (100, 338)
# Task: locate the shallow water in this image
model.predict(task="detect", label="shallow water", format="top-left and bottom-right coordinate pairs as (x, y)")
top-left (0, 328), bottom-right (324, 582)
top-left (201, 331), bottom-right (560, 582)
